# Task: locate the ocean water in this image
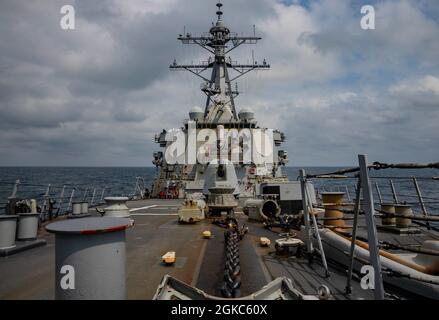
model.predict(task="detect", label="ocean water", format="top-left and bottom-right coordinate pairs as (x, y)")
top-left (0, 167), bottom-right (156, 211)
top-left (0, 167), bottom-right (438, 217)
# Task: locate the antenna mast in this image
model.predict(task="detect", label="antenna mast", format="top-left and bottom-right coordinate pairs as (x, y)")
top-left (170, 1), bottom-right (270, 120)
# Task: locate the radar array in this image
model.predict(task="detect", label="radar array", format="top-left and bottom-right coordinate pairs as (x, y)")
top-left (170, 1), bottom-right (270, 120)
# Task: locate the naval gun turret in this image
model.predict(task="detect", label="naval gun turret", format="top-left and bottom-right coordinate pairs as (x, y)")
top-left (204, 160), bottom-right (239, 216)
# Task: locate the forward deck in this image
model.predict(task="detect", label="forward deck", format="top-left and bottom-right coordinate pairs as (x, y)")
top-left (0, 199), bottom-right (436, 300)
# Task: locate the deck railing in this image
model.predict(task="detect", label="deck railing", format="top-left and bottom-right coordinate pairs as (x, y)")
top-left (0, 177), bottom-right (147, 222)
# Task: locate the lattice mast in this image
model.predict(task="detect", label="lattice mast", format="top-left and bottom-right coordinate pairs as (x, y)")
top-left (170, 1), bottom-right (270, 120)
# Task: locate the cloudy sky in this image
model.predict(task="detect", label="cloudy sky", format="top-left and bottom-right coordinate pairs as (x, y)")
top-left (0, 0), bottom-right (438, 166)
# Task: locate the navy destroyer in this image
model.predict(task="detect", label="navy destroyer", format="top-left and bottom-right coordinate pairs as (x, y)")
top-left (150, 1), bottom-right (288, 203)
top-left (0, 1), bottom-right (438, 301)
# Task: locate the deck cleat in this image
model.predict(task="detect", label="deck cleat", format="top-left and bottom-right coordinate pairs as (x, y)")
top-left (162, 251), bottom-right (176, 265)
top-left (202, 230), bottom-right (212, 239)
top-left (275, 234), bottom-right (304, 256)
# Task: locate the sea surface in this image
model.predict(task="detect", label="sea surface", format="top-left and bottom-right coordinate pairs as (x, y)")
top-left (0, 167), bottom-right (438, 217)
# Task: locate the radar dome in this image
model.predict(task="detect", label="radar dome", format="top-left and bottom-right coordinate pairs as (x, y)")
top-left (189, 106), bottom-right (204, 121)
top-left (238, 107), bottom-right (254, 121)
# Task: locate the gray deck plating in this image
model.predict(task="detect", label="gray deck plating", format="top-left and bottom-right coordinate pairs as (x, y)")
top-left (0, 239), bottom-right (46, 258)
top-left (1, 199), bottom-right (434, 300)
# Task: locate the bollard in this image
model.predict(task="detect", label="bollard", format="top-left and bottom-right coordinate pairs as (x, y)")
top-left (81, 202), bottom-right (89, 215)
top-left (69, 202), bottom-right (91, 219)
top-left (322, 192), bottom-right (345, 227)
top-left (380, 203), bottom-right (396, 226)
top-left (46, 217), bottom-right (133, 300)
top-left (0, 215), bottom-right (18, 249)
top-left (16, 213), bottom-right (40, 241)
top-left (72, 202), bottom-right (82, 215)
top-left (395, 204), bottom-right (413, 228)
top-left (98, 197), bottom-right (130, 218)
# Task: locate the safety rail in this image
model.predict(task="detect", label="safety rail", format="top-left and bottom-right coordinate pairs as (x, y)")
top-left (0, 177), bottom-right (149, 222)
top-left (301, 156), bottom-right (439, 300)
top-left (312, 175), bottom-right (439, 223)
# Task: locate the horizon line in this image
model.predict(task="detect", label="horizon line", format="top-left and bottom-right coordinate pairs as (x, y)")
top-left (0, 165), bottom-right (357, 168)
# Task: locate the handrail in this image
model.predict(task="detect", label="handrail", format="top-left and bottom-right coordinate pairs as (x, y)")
top-left (306, 161), bottom-right (439, 179)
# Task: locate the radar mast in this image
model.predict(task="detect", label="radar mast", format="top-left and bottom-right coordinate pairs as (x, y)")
top-left (170, 1), bottom-right (270, 121)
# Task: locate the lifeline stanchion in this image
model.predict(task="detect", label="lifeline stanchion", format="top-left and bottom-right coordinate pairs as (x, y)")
top-left (345, 179), bottom-right (362, 295)
top-left (303, 175), bottom-right (330, 278)
top-left (358, 154), bottom-right (384, 300)
top-left (299, 169), bottom-right (313, 255)
top-left (413, 178), bottom-right (430, 230)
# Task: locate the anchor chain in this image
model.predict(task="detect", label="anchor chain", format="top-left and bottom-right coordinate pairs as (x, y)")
top-left (220, 217), bottom-right (248, 298)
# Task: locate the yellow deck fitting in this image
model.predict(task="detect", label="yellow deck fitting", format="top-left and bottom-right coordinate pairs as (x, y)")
top-left (202, 230), bottom-right (212, 239)
top-left (162, 251), bottom-right (176, 265)
top-left (260, 237), bottom-right (271, 247)
top-left (322, 192), bottom-right (345, 227)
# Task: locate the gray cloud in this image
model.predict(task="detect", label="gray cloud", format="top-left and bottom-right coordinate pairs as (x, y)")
top-left (0, 0), bottom-right (438, 166)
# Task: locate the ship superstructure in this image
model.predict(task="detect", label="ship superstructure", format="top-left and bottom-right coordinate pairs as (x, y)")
top-left (151, 2), bottom-right (288, 199)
